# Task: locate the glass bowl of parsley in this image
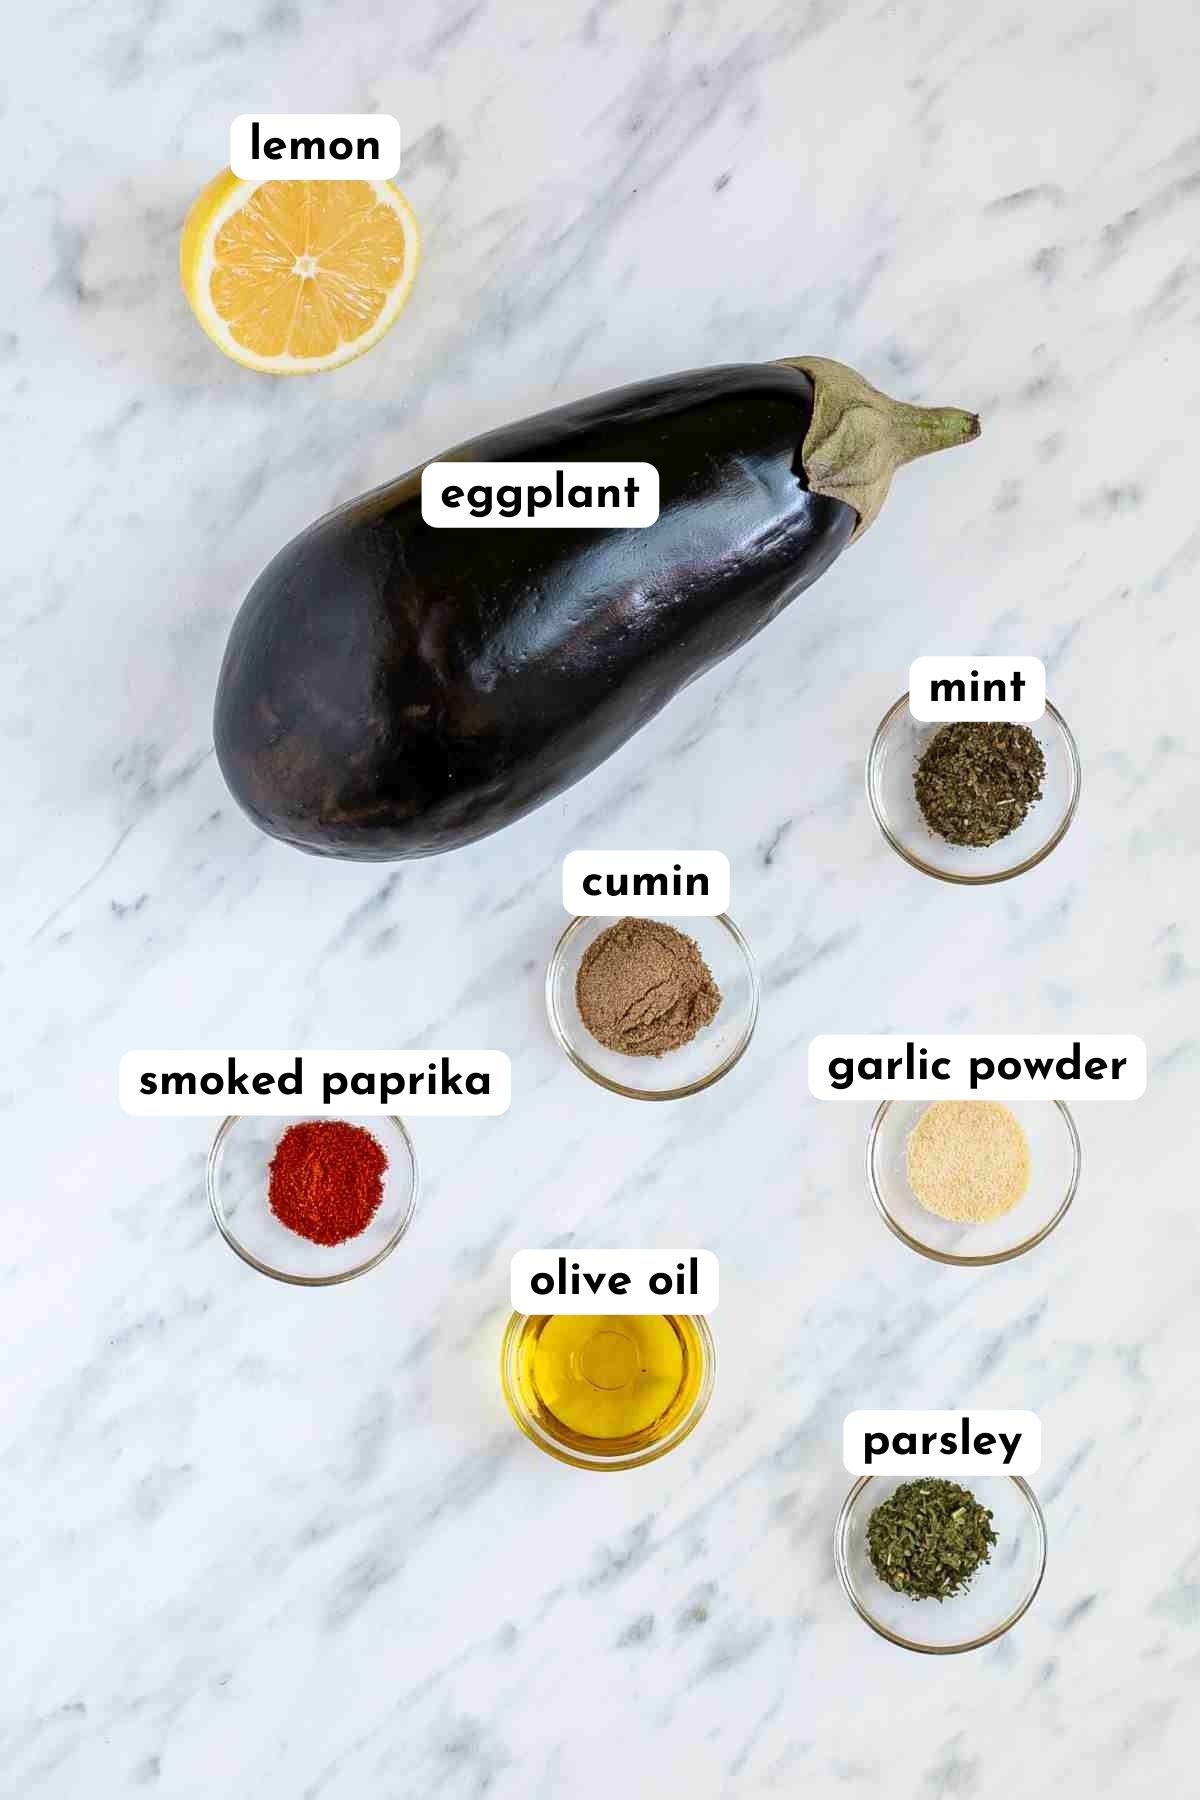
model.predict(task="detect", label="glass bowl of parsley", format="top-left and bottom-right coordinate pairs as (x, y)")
top-left (834, 1474), bottom-right (1047, 1653)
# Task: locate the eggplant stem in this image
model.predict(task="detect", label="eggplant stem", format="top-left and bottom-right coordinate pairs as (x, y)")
top-left (775, 355), bottom-right (980, 540)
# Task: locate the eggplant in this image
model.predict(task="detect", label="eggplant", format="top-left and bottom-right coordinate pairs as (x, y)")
top-left (214, 358), bottom-right (977, 859)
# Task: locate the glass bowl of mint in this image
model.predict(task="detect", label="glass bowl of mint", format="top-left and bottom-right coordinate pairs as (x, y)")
top-left (835, 1474), bottom-right (1047, 1653)
top-left (866, 696), bottom-right (1081, 883)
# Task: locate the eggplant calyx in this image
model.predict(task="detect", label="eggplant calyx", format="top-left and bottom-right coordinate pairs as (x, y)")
top-left (775, 356), bottom-right (980, 540)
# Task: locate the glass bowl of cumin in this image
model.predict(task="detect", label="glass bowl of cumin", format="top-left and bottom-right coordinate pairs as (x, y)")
top-left (835, 1474), bottom-right (1047, 1653)
top-left (207, 1114), bottom-right (419, 1285)
top-left (546, 913), bottom-right (759, 1099)
top-left (866, 696), bottom-right (1081, 883)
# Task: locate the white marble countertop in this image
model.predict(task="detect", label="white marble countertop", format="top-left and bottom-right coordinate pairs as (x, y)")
top-left (6, 1), bottom-right (1198, 1793)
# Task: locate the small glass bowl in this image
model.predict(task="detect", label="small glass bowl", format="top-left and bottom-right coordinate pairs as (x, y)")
top-left (500, 1311), bottom-right (716, 1470)
top-left (546, 913), bottom-right (759, 1100)
top-left (835, 1474), bottom-right (1047, 1653)
top-left (866, 695), bottom-right (1081, 883)
top-left (867, 1099), bottom-right (1080, 1266)
top-left (207, 1115), bottom-right (419, 1286)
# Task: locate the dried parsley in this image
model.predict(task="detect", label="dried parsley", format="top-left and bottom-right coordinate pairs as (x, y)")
top-left (866, 1477), bottom-right (998, 1601)
top-left (914, 722), bottom-right (1046, 847)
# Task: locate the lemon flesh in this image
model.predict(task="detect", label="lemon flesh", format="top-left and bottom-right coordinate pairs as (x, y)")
top-left (180, 173), bottom-right (420, 374)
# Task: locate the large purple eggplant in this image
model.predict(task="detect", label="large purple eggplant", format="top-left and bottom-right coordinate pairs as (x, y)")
top-left (214, 357), bottom-right (977, 859)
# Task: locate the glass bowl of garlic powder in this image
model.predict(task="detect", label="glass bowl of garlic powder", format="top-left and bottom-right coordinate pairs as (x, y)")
top-left (866, 1099), bottom-right (1081, 1265)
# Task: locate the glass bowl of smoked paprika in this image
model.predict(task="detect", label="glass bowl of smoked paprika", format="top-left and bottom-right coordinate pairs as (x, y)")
top-left (207, 1115), bottom-right (419, 1285)
top-left (866, 695), bottom-right (1081, 884)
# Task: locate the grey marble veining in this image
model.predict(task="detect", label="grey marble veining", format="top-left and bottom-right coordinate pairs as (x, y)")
top-left (3, 0), bottom-right (1198, 1793)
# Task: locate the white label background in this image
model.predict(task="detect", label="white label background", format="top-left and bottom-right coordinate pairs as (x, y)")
top-left (808, 1034), bottom-right (1146, 1099)
top-left (844, 1410), bottom-right (1042, 1476)
top-left (421, 463), bottom-right (659, 528)
top-left (230, 114), bottom-right (401, 179)
top-left (909, 655), bottom-right (1046, 721)
top-left (511, 1249), bottom-right (719, 1314)
top-left (562, 850), bottom-right (730, 916)
top-left (120, 1051), bottom-right (511, 1116)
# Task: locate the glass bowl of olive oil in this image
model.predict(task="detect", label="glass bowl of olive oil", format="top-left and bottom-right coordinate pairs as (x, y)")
top-left (501, 1313), bottom-right (715, 1470)
top-left (835, 1474), bottom-right (1047, 1654)
top-left (866, 694), bottom-right (1081, 884)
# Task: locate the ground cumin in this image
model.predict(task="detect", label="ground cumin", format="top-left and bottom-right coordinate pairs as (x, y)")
top-left (575, 918), bottom-right (722, 1057)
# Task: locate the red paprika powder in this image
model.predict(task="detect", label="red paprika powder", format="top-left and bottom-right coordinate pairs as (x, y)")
top-left (267, 1120), bottom-right (388, 1246)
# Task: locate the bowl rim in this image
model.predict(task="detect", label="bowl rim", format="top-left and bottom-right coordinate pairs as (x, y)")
top-left (866, 1098), bottom-right (1081, 1266)
top-left (865, 694), bottom-right (1082, 885)
top-left (500, 1310), bottom-right (717, 1470)
top-left (545, 911), bottom-right (759, 1101)
top-left (206, 1113), bottom-right (420, 1287)
top-left (834, 1473), bottom-right (1048, 1654)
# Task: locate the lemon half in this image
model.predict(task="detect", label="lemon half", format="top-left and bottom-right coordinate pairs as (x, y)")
top-left (180, 173), bottom-right (421, 374)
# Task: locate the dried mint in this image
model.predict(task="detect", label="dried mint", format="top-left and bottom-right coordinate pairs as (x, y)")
top-left (914, 721), bottom-right (1046, 848)
top-left (866, 1477), bottom-right (998, 1601)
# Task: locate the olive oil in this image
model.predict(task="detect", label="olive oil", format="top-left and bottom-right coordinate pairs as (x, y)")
top-left (502, 1313), bottom-right (713, 1469)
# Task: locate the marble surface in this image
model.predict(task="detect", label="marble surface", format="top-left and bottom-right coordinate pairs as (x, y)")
top-left (5, 0), bottom-right (1199, 1793)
